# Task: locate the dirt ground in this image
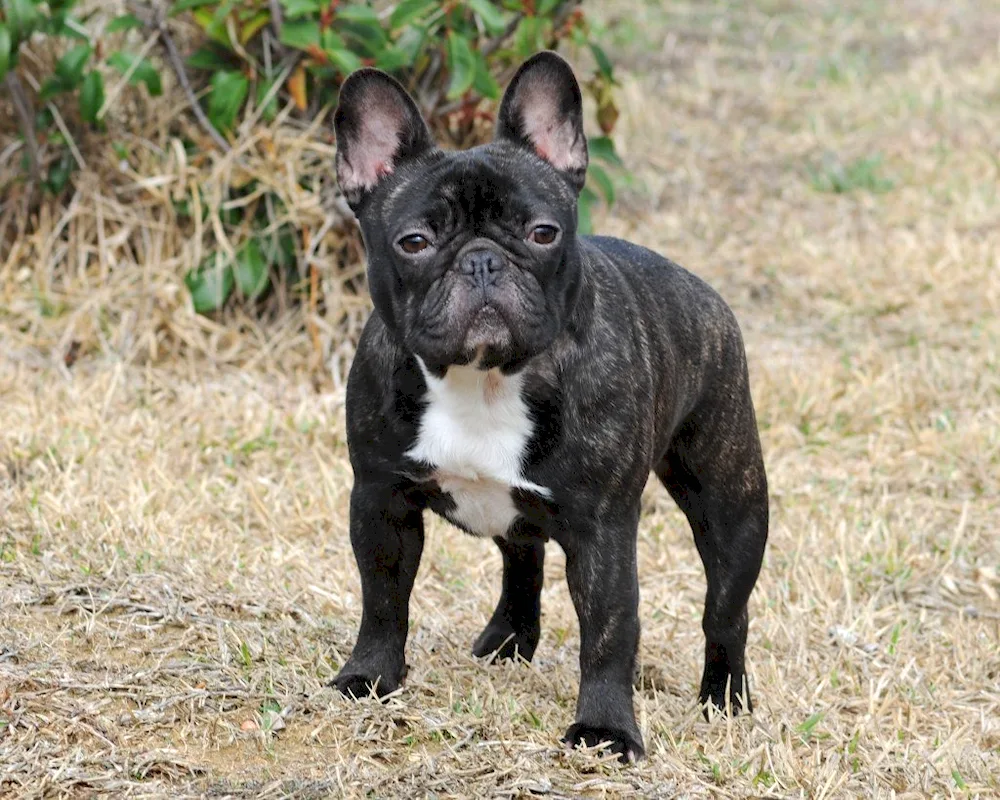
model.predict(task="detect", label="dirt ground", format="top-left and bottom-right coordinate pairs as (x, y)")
top-left (2, 0), bottom-right (999, 797)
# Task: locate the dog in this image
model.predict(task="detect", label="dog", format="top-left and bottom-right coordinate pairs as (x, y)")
top-left (330, 51), bottom-right (768, 762)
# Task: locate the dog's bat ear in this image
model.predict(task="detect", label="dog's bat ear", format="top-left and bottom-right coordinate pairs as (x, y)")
top-left (334, 69), bottom-right (435, 210)
top-left (495, 51), bottom-right (588, 192)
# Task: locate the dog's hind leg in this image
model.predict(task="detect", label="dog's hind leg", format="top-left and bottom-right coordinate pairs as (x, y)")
top-left (655, 383), bottom-right (768, 715)
top-left (473, 529), bottom-right (545, 662)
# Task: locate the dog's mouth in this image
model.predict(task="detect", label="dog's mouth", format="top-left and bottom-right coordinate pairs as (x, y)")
top-left (462, 305), bottom-right (512, 357)
top-left (412, 275), bottom-right (547, 372)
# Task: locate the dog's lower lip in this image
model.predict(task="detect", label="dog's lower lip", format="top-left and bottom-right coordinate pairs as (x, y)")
top-left (470, 304), bottom-right (503, 326)
top-left (462, 305), bottom-right (511, 356)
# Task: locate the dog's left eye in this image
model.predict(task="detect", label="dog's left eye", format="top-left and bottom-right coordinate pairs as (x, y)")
top-left (529, 225), bottom-right (559, 245)
top-left (399, 234), bottom-right (430, 254)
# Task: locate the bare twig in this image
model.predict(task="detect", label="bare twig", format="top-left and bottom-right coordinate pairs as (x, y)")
top-left (481, 13), bottom-right (525, 58)
top-left (434, 95), bottom-right (476, 119)
top-left (5, 72), bottom-right (40, 184)
top-left (416, 49), bottom-right (444, 112)
top-left (47, 103), bottom-right (87, 171)
top-left (126, 1), bottom-right (231, 153)
top-left (269, 0), bottom-right (284, 41)
top-left (157, 15), bottom-right (231, 153)
top-left (242, 52), bottom-right (300, 132)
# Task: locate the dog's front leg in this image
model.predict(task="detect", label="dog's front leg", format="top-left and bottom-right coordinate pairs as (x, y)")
top-left (332, 481), bottom-right (424, 699)
top-left (559, 515), bottom-right (644, 762)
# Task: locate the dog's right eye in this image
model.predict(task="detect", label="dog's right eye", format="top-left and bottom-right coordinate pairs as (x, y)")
top-left (399, 234), bottom-right (430, 254)
top-left (529, 225), bottom-right (559, 245)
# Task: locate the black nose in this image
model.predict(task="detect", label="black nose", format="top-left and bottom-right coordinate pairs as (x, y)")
top-left (459, 248), bottom-right (504, 288)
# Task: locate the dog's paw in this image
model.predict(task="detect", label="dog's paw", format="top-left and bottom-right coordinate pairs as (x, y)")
top-left (699, 664), bottom-right (752, 718)
top-left (331, 665), bottom-right (404, 700)
top-left (472, 623), bottom-right (538, 662)
top-left (563, 722), bottom-right (645, 764)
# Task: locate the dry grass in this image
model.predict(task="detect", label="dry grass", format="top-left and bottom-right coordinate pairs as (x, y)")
top-left (2, 0), bottom-right (1000, 796)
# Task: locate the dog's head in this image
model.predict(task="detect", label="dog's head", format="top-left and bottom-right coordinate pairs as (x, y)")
top-left (334, 52), bottom-right (589, 374)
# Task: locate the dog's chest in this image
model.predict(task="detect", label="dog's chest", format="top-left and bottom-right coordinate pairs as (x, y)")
top-left (407, 362), bottom-right (548, 538)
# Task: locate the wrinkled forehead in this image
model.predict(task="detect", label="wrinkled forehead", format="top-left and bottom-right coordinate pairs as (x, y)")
top-left (380, 144), bottom-right (571, 229)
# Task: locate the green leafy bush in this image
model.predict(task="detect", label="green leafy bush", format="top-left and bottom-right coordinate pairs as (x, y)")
top-left (1, 0), bottom-right (161, 191)
top-left (176, 0), bottom-right (626, 313)
top-left (2, 0), bottom-right (625, 315)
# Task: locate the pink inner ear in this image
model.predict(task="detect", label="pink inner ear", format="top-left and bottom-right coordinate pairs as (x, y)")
top-left (343, 106), bottom-right (405, 192)
top-left (518, 84), bottom-right (586, 173)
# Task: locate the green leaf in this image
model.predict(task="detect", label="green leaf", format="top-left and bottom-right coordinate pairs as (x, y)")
top-left (233, 239), bottom-right (269, 299)
top-left (468, 0), bottom-right (507, 36)
top-left (587, 162), bottom-right (615, 206)
top-left (588, 135), bottom-right (623, 167)
top-left (256, 227), bottom-right (297, 272)
top-left (207, 69), bottom-right (248, 133)
top-left (264, 230), bottom-right (297, 271)
top-left (169, 0), bottom-right (216, 13)
top-left (255, 76), bottom-right (279, 121)
top-left (279, 0), bottom-right (322, 19)
top-left (327, 46), bottom-right (363, 75)
top-left (55, 44), bottom-right (92, 88)
top-left (336, 4), bottom-right (381, 25)
top-left (185, 254), bottom-right (235, 313)
top-left (445, 31), bottom-right (476, 100)
top-left (239, 11), bottom-right (270, 44)
top-left (374, 45), bottom-right (409, 73)
top-left (279, 19), bottom-right (320, 50)
top-left (48, 0), bottom-right (77, 13)
top-left (320, 27), bottom-right (345, 50)
top-left (35, 106), bottom-right (55, 131)
top-left (394, 25), bottom-right (427, 61)
top-left (389, 0), bottom-right (436, 29)
top-left (796, 712), bottom-right (825, 738)
top-left (471, 51), bottom-right (499, 99)
top-left (514, 15), bottom-right (542, 59)
top-left (106, 14), bottom-right (143, 33)
top-left (132, 57), bottom-right (163, 96)
top-left (577, 185), bottom-right (597, 236)
top-left (321, 30), bottom-right (362, 74)
top-left (3, 0), bottom-right (39, 41)
top-left (590, 42), bottom-right (614, 80)
top-left (45, 152), bottom-right (74, 195)
top-left (186, 45), bottom-right (235, 71)
top-left (191, 7), bottom-right (231, 48)
top-left (43, 13), bottom-right (90, 41)
top-left (107, 52), bottom-right (163, 96)
top-left (260, 696), bottom-right (282, 714)
top-left (79, 70), bottom-right (104, 124)
top-left (537, 0), bottom-right (561, 13)
top-left (39, 76), bottom-right (68, 101)
top-left (0, 23), bottom-right (12, 80)
top-left (340, 16), bottom-right (387, 56)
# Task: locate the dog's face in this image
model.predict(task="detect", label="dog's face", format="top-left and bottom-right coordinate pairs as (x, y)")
top-left (334, 53), bottom-right (589, 374)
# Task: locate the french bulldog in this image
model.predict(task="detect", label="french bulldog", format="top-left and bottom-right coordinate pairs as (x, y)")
top-left (331, 51), bottom-right (768, 762)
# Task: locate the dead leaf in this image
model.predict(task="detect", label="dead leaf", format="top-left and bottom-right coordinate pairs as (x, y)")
top-left (288, 65), bottom-right (307, 112)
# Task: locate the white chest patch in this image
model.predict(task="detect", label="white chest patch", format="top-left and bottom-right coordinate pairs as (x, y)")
top-left (406, 358), bottom-right (550, 538)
